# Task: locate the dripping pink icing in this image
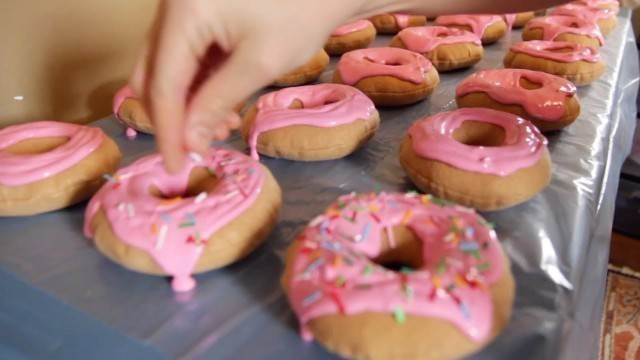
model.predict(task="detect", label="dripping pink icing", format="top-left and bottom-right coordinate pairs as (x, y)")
top-left (408, 108), bottom-right (547, 176)
top-left (456, 69), bottom-right (576, 121)
top-left (551, 4), bottom-right (616, 24)
top-left (392, 14), bottom-right (412, 29)
top-left (0, 121), bottom-right (103, 186)
top-left (435, 15), bottom-right (504, 38)
top-left (331, 20), bottom-right (373, 36)
top-left (397, 26), bottom-right (481, 53)
top-left (509, 40), bottom-right (601, 63)
top-left (248, 84), bottom-right (375, 160)
top-left (84, 148), bottom-right (265, 292)
top-left (526, 15), bottom-right (605, 45)
top-left (336, 47), bottom-right (433, 85)
top-left (504, 14), bottom-right (517, 31)
top-left (113, 85), bottom-right (139, 138)
top-left (288, 191), bottom-right (504, 342)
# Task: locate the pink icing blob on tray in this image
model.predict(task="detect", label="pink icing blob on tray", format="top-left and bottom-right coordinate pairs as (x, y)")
top-left (84, 148), bottom-right (265, 292)
top-left (509, 40), bottom-right (601, 63)
top-left (526, 15), bottom-right (605, 45)
top-left (0, 121), bottom-right (103, 186)
top-left (408, 108), bottom-right (547, 176)
top-left (248, 84), bottom-right (376, 160)
top-left (336, 47), bottom-right (433, 85)
top-left (397, 26), bottom-right (481, 53)
top-left (287, 191), bottom-right (504, 343)
top-left (435, 15), bottom-right (503, 38)
top-left (331, 20), bottom-right (372, 36)
top-left (456, 69), bottom-right (577, 121)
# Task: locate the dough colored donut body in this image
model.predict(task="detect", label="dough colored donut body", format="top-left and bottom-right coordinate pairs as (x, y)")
top-left (390, 26), bottom-right (484, 72)
top-left (0, 121), bottom-right (121, 216)
top-left (369, 13), bottom-right (428, 34)
top-left (551, 4), bottom-right (618, 36)
top-left (84, 148), bottom-right (281, 292)
top-left (456, 69), bottom-right (580, 132)
top-left (325, 20), bottom-right (377, 56)
top-left (522, 15), bottom-right (605, 48)
top-left (435, 15), bottom-right (507, 45)
top-left (333, 47), bottom-right (440, 106)
top-left (282, 191), bottom-right (515, 360)
top-left (273, 50), bottom-right (330, 87)
top-left (399, 108), bottom-right (551, 210)
top-left (504, 12), bottom-right (536, 29)
top-left (503, 40), bottom-right (605, 86)
top-left (241, 84), bottom-right (379, 161)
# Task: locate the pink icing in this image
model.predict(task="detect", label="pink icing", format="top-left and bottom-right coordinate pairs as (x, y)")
top-left (408, 108), bottom-right (547, 176)
top-left (456, 69), bottom-right (577, 121)
top-left (0, 121), bottom-right (103, 186)
top-left (84, 148), bottom-right (265, 292)
top-left (526, 15), bottom-right (604, 45)
top-left (397, 26), bottom-right (481, 53)
top-left (288, 191), bottom-right (504, 342)
top-left (113, 85), bottom-right (139, 138)
top-left (248, 84), bottom-right (376, 160)
top-left (392, 14), bottom-right (411, 29)
top-left (435, 15), bottom-right (504, 38)
top-left (551, 4), bottom-right (616, 24)
top-left (331, 20), bottom-right (372, 36)
top-left (336, 47), bottom-right (433, 85)
top-left (504, 14), bottom-right (517, 31)
top-left (509, 40), bottom-right (601, 63)
top-left (575, 0), bottom-right (619, 10)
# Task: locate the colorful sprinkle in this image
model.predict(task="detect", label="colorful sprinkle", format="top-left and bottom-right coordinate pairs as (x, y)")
top-left (188, 152), bottom-right (203, 163)
top-left (224, 189), bottom-right (240, 199)
top-left (194, 192), bottom-right (208, 204)
top-left (159, 213), bottom-right (172, 222)
top-left (401, 209), bottom-right (413, 224)
top-left (158, 197), bottom-right (182, 207)
top-left (363, 265), bottom-right (373, 276)
top-left (477, 262), bottom-right (492, 271)
top-left (436, 259), bottom-right (447, 275)
top-left (304, 257), bottom-right (325, 273)
top-left (334, 275), bottom-right (346, 287)
top-left (460, 242), bottom-right (479, 252)
top-left (370, 212), bottom-right (382, 223)
top-left (460, 301), bottom-right (471, 319)
top-left (359, 222), bottom-right (372, 242)
top-left (402, 283), bottom-right (414, 300)
top-left (151, 223), bottom-right (159, 235)
top-left (302, 291), bottom-right (323, 307)
top-left (393, 308), bottom-right (407, 324)
top-left (179, 221), bottom-right (195, 228)
top-left (155, 224), bottom-right (168, 250)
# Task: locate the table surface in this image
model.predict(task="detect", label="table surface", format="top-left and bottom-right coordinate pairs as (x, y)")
top-left (1, 10), bottom-right (639, 360)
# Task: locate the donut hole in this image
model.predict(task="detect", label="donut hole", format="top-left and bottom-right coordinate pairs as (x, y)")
top-left (453, 121), bottom-right (506, 147)
top-left (363, 56), bottom-right (405, 66)
top-left (289, 96), bottom-right (341, 110)
top-left (519, 77), bottom-right (544, 90)
top-left (3, 137), bottom-right (70, 155)
top-left (149, 167), bottom-right (220, 199)
top-left (372, 226), bottom-right (424, 271)
top-left (568, 22), bottom-right (582, 28)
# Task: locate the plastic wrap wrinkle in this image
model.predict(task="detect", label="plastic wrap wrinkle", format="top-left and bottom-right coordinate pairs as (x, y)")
top-left (0, 9), bottom-right (638, 360)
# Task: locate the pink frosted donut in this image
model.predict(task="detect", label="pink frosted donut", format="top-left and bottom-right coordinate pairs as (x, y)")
top-left (523, 15), bottom-right (605, 47)
top-left (282, 191), bottom-right (515, 360)
top-left (390, 26), bottom-right (484, 71)
top-left (504, 40), bottom-right (606, 85)
top-left (573, 0), bottom-right (620, 13)
top-left (369, 13), bottom-right (428, 34)
top-left (325, 20), bottom-right (377, 55)
top-left (333, 47), bottom-right (440, 106)
top-left (435, 15), bottom-right (507, 44)
top-left (241, 84), bottom-right (379, 161)
top-left (400, 108), bottom-right (552, 210)
top-left (0, 121), bottom-right (121, 216)
top-left (456, 69), bottom-right (581, 132)
top-left (84, 148), bottom-right (282, 292)
top-left (551, 4), bottom-right (618, 36)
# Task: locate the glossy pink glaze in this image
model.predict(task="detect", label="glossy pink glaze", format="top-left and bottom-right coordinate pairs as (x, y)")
top-left (288, 191), bottom-right (504, 342)
top-left (504, 14), bottom-right (517, 31)
top-left (456, 69), bottom-right (576, 121)
top-left (408, 108), bottom-right (547, 176)
top-left (248, 84), bottom-right (376, 160)
top-left (331, 20), bottom-right (373, 36)
top-left (397, 26), bottom-right (481, 53)
top-left (113, 85), bottom-right (138, 139)
top-left (551, 4), bottom-right (616, 24)
top-left (435, 15), bottom-right (503, 38)
top-left (509, 40), bottom-right (601, 63)
top-left (337, 47), bottom-right (433, 85)
top-left (575, 0), bottom-right (619, 10)
top-left (0, 121), bottom-right (103, 186)
top-left (526, 15), bottom-right (604, 45)
top-left (84, 148), bottom-right (265, 292)
top-left (393, 14), bottom-right (411, 29)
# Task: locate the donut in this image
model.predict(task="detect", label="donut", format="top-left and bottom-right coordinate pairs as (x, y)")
top-left (0, 121), bottom-right (121, 216)
top-left (389, 26), bottom-right (484, 72)
top-left (572, 0), bottom-right (620, 14)
top-left (551, 4), bottom-right (618, 36)
top-left (503, 12), bottom-right (536, 30)
top-left (113, 85), bottom-right (245, 138)
top-left (434, 15), bottom-right (507, 45)
top-left (333, 47), bottom-right (440, 106)
top-left (503, 40), bottom-right (605, 86)
top-left (522, 15), bottom-right (605, 48)
top-left (281, 191), bottom-right (515, 360)
top-left (456, 69), bottom-right (580, 132)
top-left (241, 84), bottom-right (379, 161)
top-left (84, 148), bottom-right (282, 292)
top-left (325, 20), bottom-right (377, 56)
top-left (399, 108), bottom-right (551, 210)
top-left (369, 13), bottom-right (428, 34)
top-left (272, 49), bottom-right (330, 87)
